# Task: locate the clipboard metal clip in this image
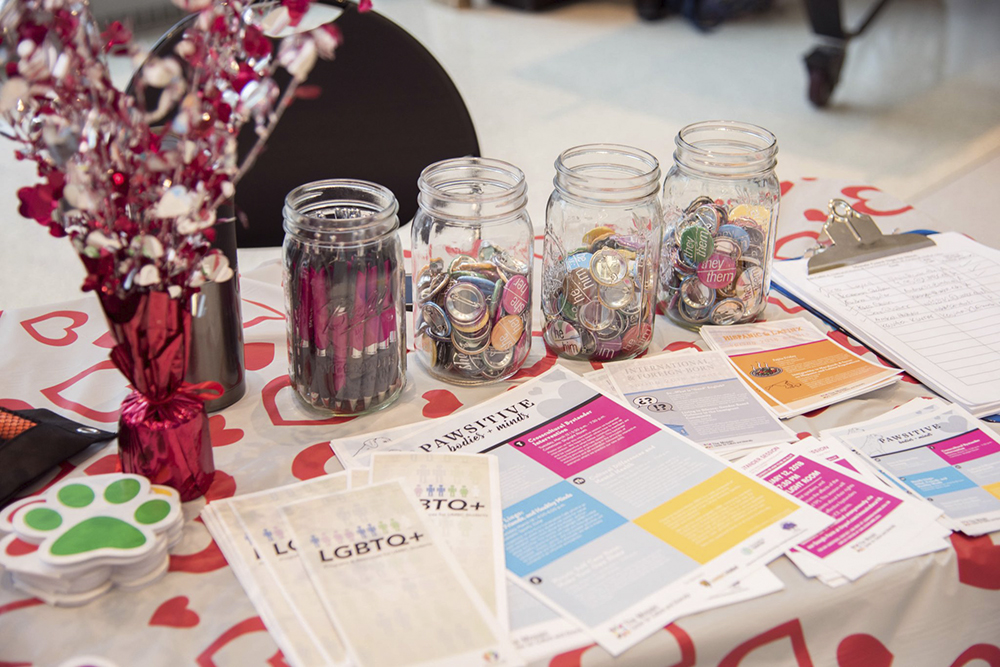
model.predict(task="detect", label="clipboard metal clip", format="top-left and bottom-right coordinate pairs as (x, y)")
top-left (807, 199), bottom-right (935, 274)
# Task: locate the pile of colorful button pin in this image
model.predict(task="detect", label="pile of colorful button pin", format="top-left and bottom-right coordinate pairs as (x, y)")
top-left (414, 243), bottom-right (532, 382)
top-left (0, 474), bottom-right (183, 606)
top-left (659, 196), bottom-right (770, 327)
top-left (542, 225), bottom-right (657, 361)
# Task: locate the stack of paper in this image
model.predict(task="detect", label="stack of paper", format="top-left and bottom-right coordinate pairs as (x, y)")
top-left (202, 475), bottom-right (353, 667)
top-left (335, 367), bottom-right (833, 656)
top-left (0, 474), bottom-right (183, 606)
top-left (203, 457), bottom-right (519, 667)
top-left (773, 232), bottom-right (1000, 417)
top-left (822, 397), bottom-right (1000, 536)
top-left (700, 317), bottom-right (900, 418)
top-left (737, 438), bottom-right (950, 587)
top-left (586, 349), bottom-right (796, 459)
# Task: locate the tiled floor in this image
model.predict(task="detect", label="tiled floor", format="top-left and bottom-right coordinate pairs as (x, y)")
top-left (2, 0), bottom-right (998, 309)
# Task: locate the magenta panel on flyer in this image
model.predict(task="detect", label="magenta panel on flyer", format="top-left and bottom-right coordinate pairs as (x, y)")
top-left (512, 396), bottom-right (661, 478)
top-left (930, 430), bottom-right (1000, 466)
top-left (768, 455), bottom-right (903, 559)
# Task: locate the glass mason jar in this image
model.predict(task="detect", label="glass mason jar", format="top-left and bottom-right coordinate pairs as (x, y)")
top-left (411, 157), bottom-right (533, 385)
top-left (283, 179), bottom-right (406, 415)
top-left (542, 144), bottom-right (663, 361)
top-left (658, 121), bottom-right (780, 328)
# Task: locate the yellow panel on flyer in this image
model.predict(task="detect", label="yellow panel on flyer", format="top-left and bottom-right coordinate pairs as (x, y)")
top-left (983, 481), bottom-right (1000, 502)
top-left (634, 467), bottom-right (798, 564)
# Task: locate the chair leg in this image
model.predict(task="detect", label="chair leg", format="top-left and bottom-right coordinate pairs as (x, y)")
top-left (804, 44), bottom-right (845, 107)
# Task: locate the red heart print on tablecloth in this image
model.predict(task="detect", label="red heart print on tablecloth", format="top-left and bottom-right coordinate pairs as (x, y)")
top-left (550, 623), bottom-right (695, 667)
top-left (244, 342), bottom-right (276, 371)
top-left (84, 454), bottom-right (121, 475)
top-left (169, 537), bottom-right (228, 574)
top-left (948, 644), bottom-right (1000, 667)
top-left (840, 186), bottom-right (912, 217)
top-left (242, 298), bottom-right (285, 329)
top-left (550, 645), bottom-right (593, 667)
top-left (767, 295), bottom-right (805, 315)
top-left (837, 634), bottom-right (893, 667)
top-left (780, 181), bottom-right (795, 196)
top-left (40, 359), bottom-right (122, 422)
top-left (422, 390), bottom-right (462, 418)
top-left (196, 616), bottom-right (268, 667)
top-left (209, 415), bottom-right (244, 447)
top-left (20, 310), bottom-right (89, 347)
top-left (92, 330), bottom-right (115, 349)
top-left (512, 349), bottom-right (558, 381)
top-left (774, 231), bottom-right (820, 261)
top-left (0, 598), bottom-right (44, 617)
top-left (292, 442), bottom-right (337, 480)
top-left (149, 596), bottom-right (200, 628)
top-left (261, 375), bottom-right (356, 426)
top-left (664, 341), bottom-right (702, 353)
top-left (203, 470), bottom-right (237, 503)
top-left (267, 650), bottom-right (291, 667)
top-left (951, 533), bottom-right (1000, 590)
top-left (718, 619), bottom-right (813, 666)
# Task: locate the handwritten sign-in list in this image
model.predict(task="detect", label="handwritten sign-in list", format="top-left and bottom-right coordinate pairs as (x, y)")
top-left (808, 246), bottom-right (1000, 389)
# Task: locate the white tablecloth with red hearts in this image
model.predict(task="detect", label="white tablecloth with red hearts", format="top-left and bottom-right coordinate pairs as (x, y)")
top-left (2, 179), bottom-right (999, 667)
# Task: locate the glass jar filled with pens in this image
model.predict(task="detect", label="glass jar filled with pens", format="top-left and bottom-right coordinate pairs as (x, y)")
top-left (412, 157), bottom-right (533, 385)
top-left (541, 143), bottom-right (663, 361)
top-left (282, 180), bottom-right (406, 415)
top-left (659, 121), bottom-right (780, 328)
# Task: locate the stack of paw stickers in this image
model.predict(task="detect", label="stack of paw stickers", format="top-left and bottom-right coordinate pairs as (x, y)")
top-left (0, 474), bottom-right (183, 606)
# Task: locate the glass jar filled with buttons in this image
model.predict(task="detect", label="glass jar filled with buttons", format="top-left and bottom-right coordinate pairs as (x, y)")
top-left (411, 157), bottom-right (533, 385)
top-left (542, 144), bottom-right (663, 361)
top-left (659, 121), bottom-right (780, 328)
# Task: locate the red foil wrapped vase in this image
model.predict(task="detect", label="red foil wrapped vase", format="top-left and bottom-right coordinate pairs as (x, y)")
top-left (100, 290), bottom-right (220, 501)
top-left (118, 388), bottom-right (215, 500)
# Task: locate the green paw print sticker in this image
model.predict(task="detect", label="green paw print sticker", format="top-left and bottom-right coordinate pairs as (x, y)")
top-left (14, 475), bottom-right (181, 566)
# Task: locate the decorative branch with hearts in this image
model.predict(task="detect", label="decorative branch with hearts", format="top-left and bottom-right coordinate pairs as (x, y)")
top-left (0, 0), bottom-right (367, 302)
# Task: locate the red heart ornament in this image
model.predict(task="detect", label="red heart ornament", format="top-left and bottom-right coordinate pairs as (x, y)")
top-left (422, 390), bottom-right (463, 418)
top-left (149, 596), bottom-right (200, 628)
top-left (20, 310), bottom-right (89, 347)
